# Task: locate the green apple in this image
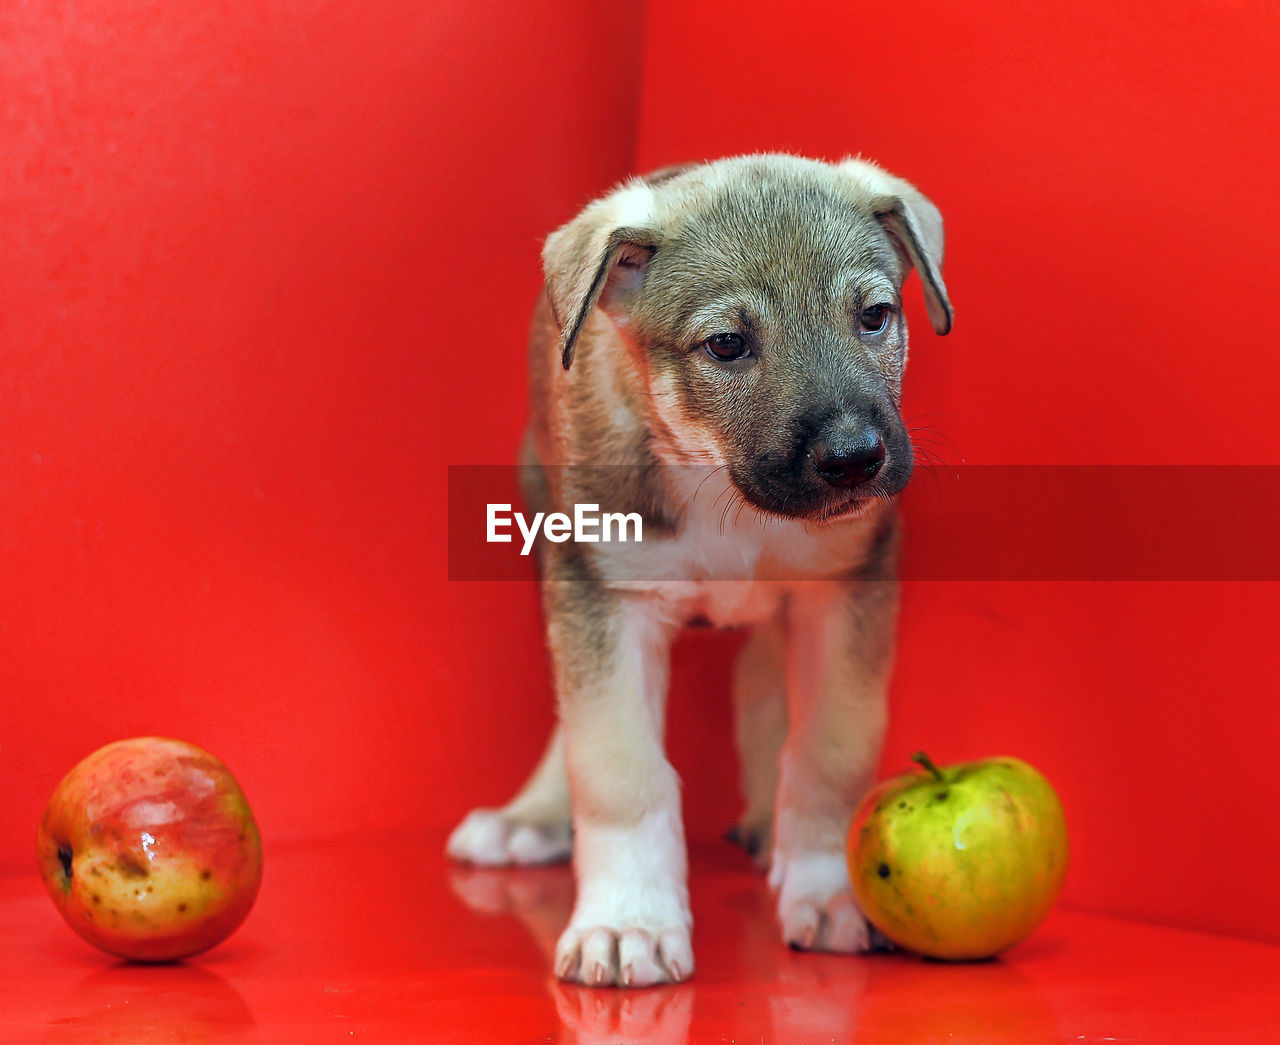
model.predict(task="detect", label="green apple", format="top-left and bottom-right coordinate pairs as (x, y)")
top-left (848, 752), bottom-right (1068, 960)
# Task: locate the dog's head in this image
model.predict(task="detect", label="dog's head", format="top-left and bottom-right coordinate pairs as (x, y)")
top-left (543, 155), bottom-right (952, 520)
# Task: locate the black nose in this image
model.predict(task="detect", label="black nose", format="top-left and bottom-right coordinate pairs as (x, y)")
top-left (810, 428), bottom-right (886, 488)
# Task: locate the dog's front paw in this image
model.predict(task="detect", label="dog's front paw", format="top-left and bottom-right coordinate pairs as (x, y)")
top-left (555, 865), bottom-right (693, 987)
top-left (769, 849), bottom-right (875, 953)
top-left (558, 808), bottom-right (693, 986)
top-left (555, 921), bottom-right (694, 988)
top-left (446, 808), bottom-right (572, 867)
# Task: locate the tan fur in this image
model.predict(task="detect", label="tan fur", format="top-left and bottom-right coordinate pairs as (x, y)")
top-left (448, 153), bottom-right (951, 986)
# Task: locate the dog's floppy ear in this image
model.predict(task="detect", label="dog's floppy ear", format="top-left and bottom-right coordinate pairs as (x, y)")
top-left (840, 159), bottom-right (953, 336)
top-left (543, 183), bottom-right (663, 370)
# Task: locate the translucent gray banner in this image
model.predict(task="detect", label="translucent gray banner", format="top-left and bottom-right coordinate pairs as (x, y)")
top-left (448, 465), bottom-right (1280, 581)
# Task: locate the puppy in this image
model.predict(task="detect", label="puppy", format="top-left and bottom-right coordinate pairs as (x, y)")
top-left (448, 154), bottom-right (952, 987)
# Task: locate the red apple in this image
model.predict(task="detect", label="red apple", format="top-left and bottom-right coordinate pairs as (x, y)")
top-left (36, 737), bottom-right (263, 962)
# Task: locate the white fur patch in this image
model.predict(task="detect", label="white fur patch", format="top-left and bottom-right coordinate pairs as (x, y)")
top-left (556, 808), bottom-right (693, 986)
top-left (769, 848), bottom-right (873, 954)
top-left (608, 181), bottom-right (658, 230)
top-left (446, 808), bottom-right (572, 867)
top-left (593, 463), bottom-right (886, 628)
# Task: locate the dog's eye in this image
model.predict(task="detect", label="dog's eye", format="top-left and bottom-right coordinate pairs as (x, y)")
top-left (701, 332), bottom-right (751, 361)
top-left (858, 304), bottom-right (891, 335)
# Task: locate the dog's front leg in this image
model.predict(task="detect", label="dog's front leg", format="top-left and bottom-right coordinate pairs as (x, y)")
top-left (769, 578), bottom-right (896, 953)
top-left (545, 563), bottom-right (692, 987)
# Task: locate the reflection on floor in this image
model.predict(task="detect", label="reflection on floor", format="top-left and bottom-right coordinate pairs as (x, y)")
top-left (2, 830), bottom-right (1278, 1042)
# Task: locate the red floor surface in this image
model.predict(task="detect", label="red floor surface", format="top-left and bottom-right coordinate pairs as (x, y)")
top-left (2, 830), bottom-right (1276, 1042)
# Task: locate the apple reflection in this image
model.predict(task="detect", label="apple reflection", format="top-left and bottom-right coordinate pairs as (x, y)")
top-left (44, 962), bottom-right (256, 1043)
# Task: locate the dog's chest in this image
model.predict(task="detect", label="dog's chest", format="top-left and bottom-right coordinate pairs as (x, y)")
top-left (595, 473), bottom-right (882, 628)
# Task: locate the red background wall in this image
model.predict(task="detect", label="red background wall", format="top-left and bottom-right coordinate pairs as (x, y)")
top-left (4, 0), bottom-right (1279, 945)
top-left (635, 0), bottom-right (1280, 944)
top-left (0, 0), bottom-right (640, 866)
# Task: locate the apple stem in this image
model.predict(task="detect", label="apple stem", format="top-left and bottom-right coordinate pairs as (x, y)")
top-left (911, 751), bottom-right (945, 782)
